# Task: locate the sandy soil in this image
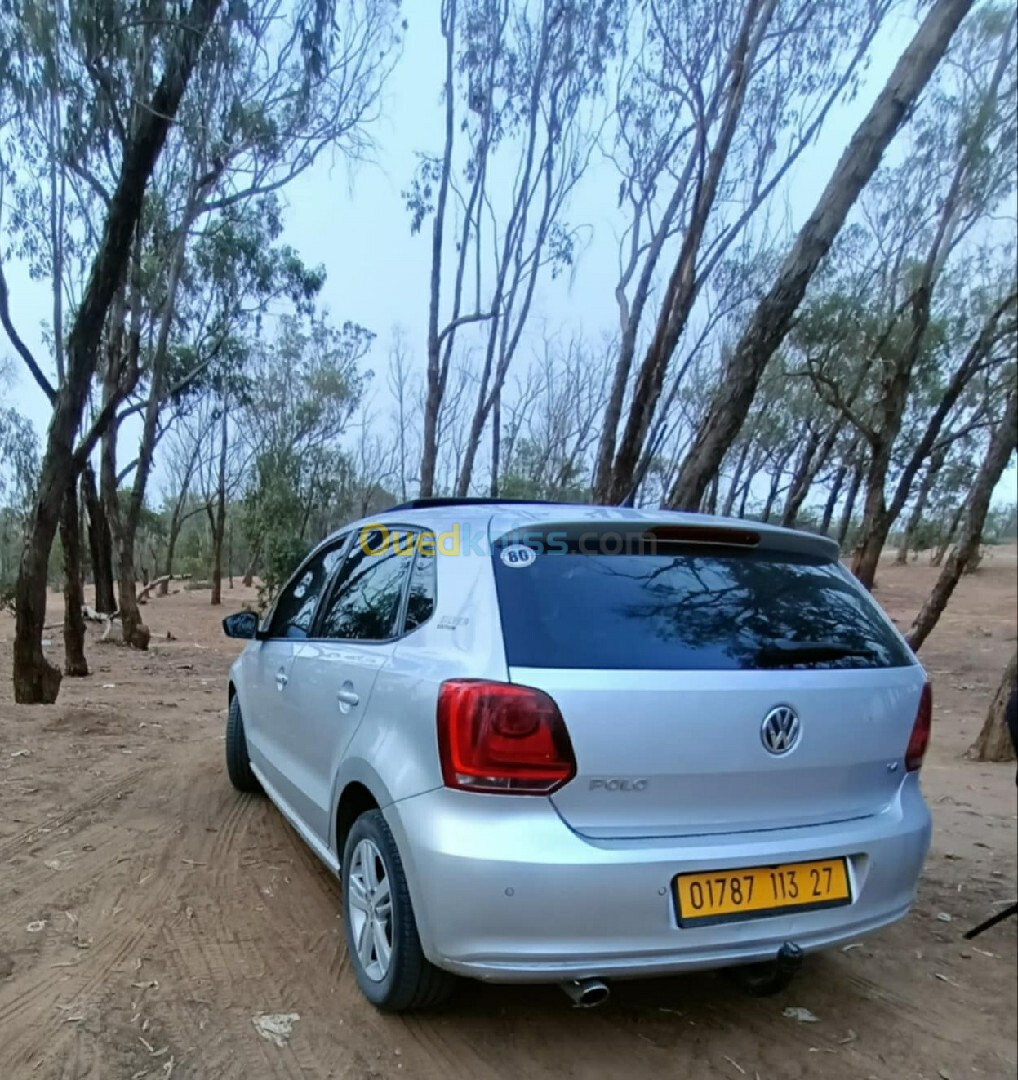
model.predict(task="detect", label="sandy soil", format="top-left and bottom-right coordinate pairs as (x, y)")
top-left (0, 552), bottom-right (1015, 1080)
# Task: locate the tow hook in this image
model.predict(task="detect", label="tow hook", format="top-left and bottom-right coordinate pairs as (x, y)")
top-left (729, 941), bottom-right (804, 997)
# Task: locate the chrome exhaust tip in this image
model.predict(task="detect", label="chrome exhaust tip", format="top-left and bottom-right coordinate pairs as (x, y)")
top-left (560, 978), bottom-right (610, 1008)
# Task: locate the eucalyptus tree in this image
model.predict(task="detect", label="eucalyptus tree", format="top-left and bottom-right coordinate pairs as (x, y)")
top-left (906, 383), bottom-right (1017, 649)
top-left (497, 333), bottom-right (613, 500)
top-left (157, 410), bottom-right (213, 593)
top-left (592, 0), bottom-right (895, 504)
top-left (666, 0), bottom-right (975, 511)
top-left (94, 0), bottom-right (400, 643)
top-left (970, 650), bottom-right (1017, 762)
top-left (1, 0), bottom-right (229, 702)
top-left (816, 4), bottom-right (1017, 588)
top-left (413, 0), bottom-right (623, 497)
top-left (240, 313), bottom-right (372, 600)
top-left (1, 0), bottom-right (402, 689)
top-left (0, 362), bottom-right (38, 597)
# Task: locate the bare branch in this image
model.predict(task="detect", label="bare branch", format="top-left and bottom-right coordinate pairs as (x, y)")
top-left (0, 258), bottom-right (57, 404)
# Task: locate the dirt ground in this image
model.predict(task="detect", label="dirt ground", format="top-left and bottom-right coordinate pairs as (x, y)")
top-left (1, 552), bottom-right (1016, 1080)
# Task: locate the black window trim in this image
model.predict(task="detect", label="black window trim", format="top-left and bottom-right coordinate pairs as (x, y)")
top-left (309, 524), bottom-right (438, 646)
top-left (398, 530), bottom-right (439, 639)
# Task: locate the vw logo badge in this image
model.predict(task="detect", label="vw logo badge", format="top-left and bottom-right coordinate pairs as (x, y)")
top-left (761, 706), bottom-right (800, 755)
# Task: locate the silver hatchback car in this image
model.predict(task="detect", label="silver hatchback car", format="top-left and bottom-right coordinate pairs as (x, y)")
top-left (223, 500), bottom-right (932, 1011)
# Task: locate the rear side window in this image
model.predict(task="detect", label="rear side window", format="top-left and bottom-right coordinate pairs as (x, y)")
top-left (492, 544), bottom-right (913, 671)
top-left (403, 539), bottom-right (437, 633)
top-left (319, 530), bottom-right (413, 642)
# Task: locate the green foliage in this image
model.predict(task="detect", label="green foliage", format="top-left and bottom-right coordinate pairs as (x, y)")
top-left (0, 383), bottom-right (38, 591)
top-left (240, 312), bottom-right (370, 604)
top-left (256, 532), bottom-right (313, 612)
top-left (499, 438), bottom-right (589, 502)
top-left (983, 502), bottom-right (1018, 544)
top-left (0, 404), bottom-right (37, 512)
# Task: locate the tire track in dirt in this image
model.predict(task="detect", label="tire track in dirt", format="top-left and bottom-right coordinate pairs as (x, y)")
top-left (0, 733), bottom-right (979, 1080)
top-left (0, 840), bottom-right (181, 1064)
top-left (0, 762), bottom-right (153, 860)
top-left (0, 748), bottom-right (197, 1074)
top-left (108, 756), bottom-right (336, 1080)
top-left (91, 746), bottom-right (468, 1080)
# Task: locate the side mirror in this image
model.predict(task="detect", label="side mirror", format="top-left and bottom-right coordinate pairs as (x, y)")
top-left (222, 611), bottom-right (261, 640)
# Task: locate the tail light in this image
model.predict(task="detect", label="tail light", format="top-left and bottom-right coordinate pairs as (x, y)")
top-left (905, 682), bottom-right (932, 771)
top-left (437, 680), bottom-right (576, 794)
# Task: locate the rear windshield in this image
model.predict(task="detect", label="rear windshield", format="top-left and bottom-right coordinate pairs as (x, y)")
top-left (492, 543), bottom-right (913, 671)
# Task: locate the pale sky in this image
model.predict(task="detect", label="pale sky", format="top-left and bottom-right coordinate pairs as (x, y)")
top-left (3, 5), bottom-right (1016, 507)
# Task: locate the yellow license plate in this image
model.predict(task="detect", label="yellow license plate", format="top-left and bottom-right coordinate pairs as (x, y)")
top-left (675, 858), bottom-right (851, 926)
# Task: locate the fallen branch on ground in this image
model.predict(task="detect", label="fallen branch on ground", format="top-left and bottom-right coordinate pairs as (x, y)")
top-left (138, 575), bottom-right (177, 602)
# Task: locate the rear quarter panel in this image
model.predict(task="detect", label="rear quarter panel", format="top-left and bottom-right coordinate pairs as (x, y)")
top-left (327, 542), bottom-right (508, 854)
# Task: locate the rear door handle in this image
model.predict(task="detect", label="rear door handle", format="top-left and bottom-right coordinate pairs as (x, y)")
top-left (337, 685), bottom-right (360, 709)
top-left (275, 668), bottom-right (288, 691)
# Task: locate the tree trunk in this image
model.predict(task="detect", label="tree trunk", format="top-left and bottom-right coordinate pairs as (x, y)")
top-left (242, 531), bottom-right (261, 588)
top-left (906, 389), bottom-right (1017, 651)
top-left (837, 462), bottom-right (865, 551)
top-left (419, 0), bottom-right (459, 500)
top-left (850, 451), bottom-right (896, 589)
top-left (161, 522), bottom-right (180, 596)
top-left (116, 540), bottom-right (148, 649)
top-left (160, 476), bottom-right (200, 597)
top-left (781, 428), bottom-right (822, 528)
top-left (242, 545), bottom-right (259, 589)
top-left (931, 500), bottom-right (966, 567)
top-left (490, 390), bottom-right (501, 498)
top-left (783, 420), bottom-right (845, 528)
top-left (12, 0), bottom-right (223, 703)
top-left (600, 0), bottom-right (770, 505)
top-left (761, 466), bottom-right (784, 523)
top-left (895, 448), bottom-right (945, 564)
top-left (210, 396), bottom-right (228, 606)
top-left (821, 463), bottom-right (849, 535)
top-left (722, 443), bottom-right (751, 517)
top-left (60, 481), bottom-right (88, 677)
top-left (732, 445), bottom-right (766, 518)
top-left (968, 651), bottom-right (1017, 762)
top-left (704, 473), bottom-right (720, 515)
top-left (102, 363), bottom-right (148, 650)
top-left (666, 0), bottom-right (973, 512)
top-left (119, 198), bottom-right (195, 612)
top-left (81, 463), bottom-right (115, 612)
top-left (12, 515), bottom-right (63, 704)
top-left (850, 283), bottom-right (944, 588)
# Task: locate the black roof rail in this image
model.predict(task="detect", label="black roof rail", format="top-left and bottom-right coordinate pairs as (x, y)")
top-left (384, 497), bottom-right (573, 512)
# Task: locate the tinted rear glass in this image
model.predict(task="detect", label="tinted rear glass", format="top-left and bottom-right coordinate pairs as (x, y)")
top-left (493, 543), bottom-right (913, 671)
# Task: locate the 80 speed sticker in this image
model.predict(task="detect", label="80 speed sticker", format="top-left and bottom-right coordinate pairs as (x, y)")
top-left (500, 544), bottom-right (537, 568)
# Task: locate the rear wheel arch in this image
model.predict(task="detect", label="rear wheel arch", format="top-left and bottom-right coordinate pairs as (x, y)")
top-left (336, 782), bottom-right (379, 867)
top-left (341, 808), bottom-right (455, 1010)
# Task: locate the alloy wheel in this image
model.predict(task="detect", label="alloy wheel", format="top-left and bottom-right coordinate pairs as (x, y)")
top-left (347, 837), bottom-right (393, 982)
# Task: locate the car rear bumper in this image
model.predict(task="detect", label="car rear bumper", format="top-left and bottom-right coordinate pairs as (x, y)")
top-left (385, 775), bottom-right (931, 982)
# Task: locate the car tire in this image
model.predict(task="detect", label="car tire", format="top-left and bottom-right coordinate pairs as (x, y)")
top-left (225, 696), bottom-right (262, 794)
top-left (342, 809), bottom-right (455, 1012)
